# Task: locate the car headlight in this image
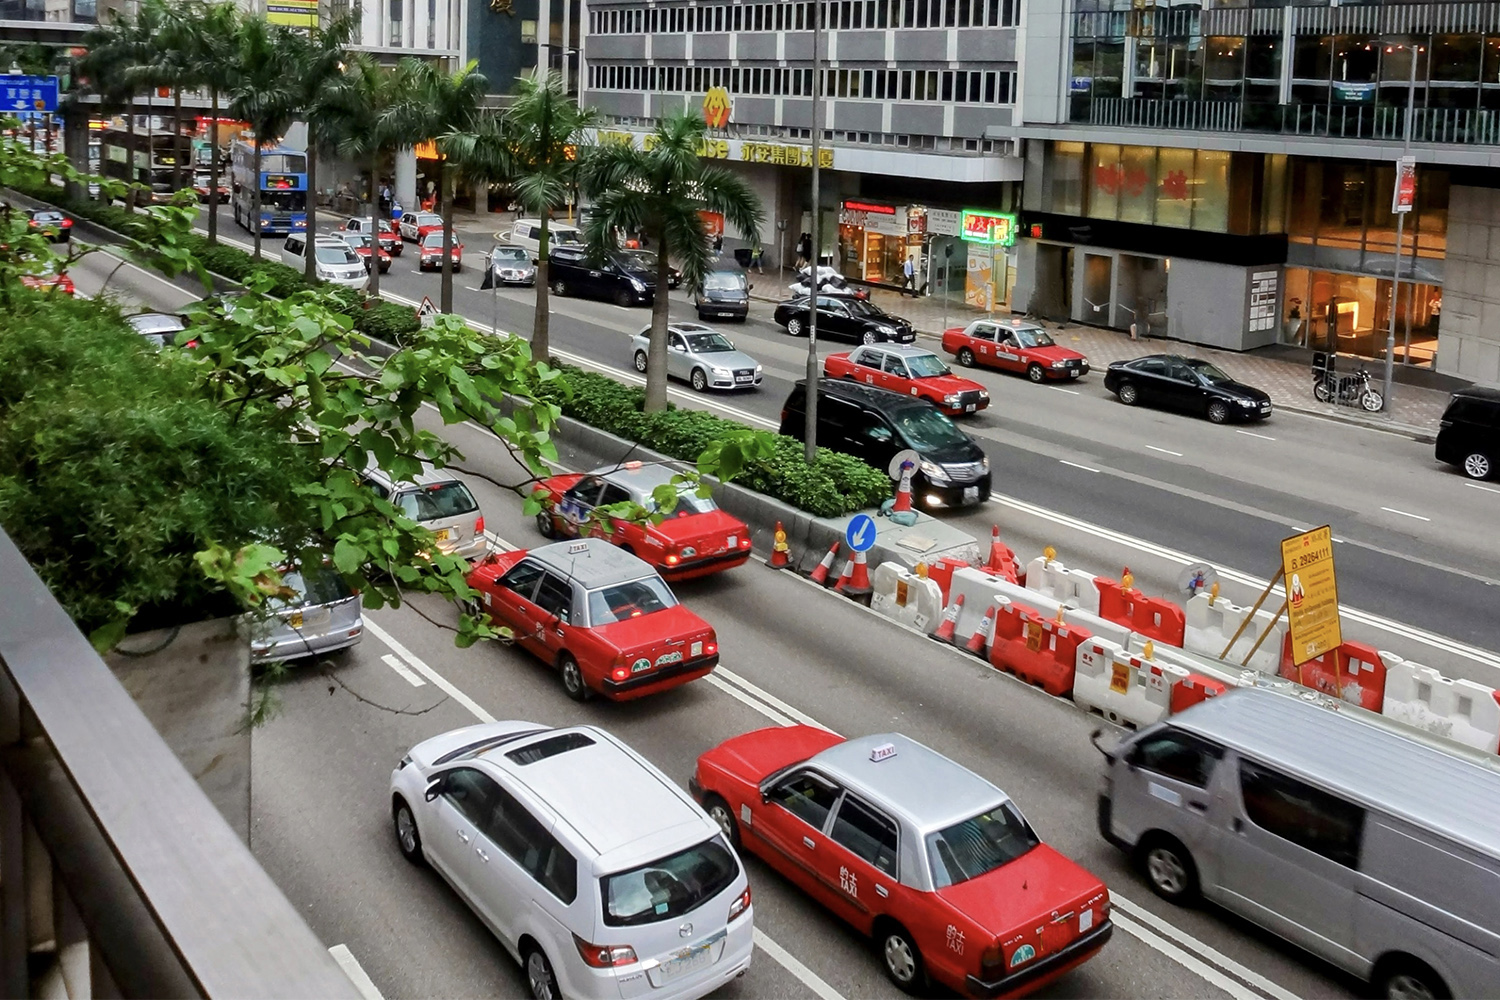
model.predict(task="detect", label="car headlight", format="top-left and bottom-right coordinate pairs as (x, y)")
top-left (943, 394), bottom-right (960, 405)
top-left (981, 456), bottom-right (990, 470)
top-left (1237, 398), bottom-right (1256, 407)
top-left (1051, 360), bottom-right (1069, 368)
top-left (629, 278), bottom-right (645, 292)
top-left (877, 325), bottom-right (897, 336)
top-left (920, 459), bottom-right (950, 483)
top-left (755, 365), bottom-right (763, 375)
top-left (979, 391), bottom-right (990, 400)
top-left (317, 267), bottom-right (332, 280)
top-left (711, 366), bottom-right (731, 376)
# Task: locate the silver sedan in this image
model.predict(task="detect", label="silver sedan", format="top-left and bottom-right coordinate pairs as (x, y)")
top-left (632, 322), bottom-right (763, 392)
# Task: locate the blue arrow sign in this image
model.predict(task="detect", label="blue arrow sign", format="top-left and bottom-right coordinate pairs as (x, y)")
top-left (845, 513), bottom-right (877, 553)
top-left (2, 76), bottom-right (60, 113)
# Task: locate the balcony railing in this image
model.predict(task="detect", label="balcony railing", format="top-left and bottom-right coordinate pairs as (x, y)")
top-left (1086, 97), bottom-right (1244, 132)
top-left (1081, 97), bottom-right (1500, 146)
top-left (0, 528), bottom-right (362, 999)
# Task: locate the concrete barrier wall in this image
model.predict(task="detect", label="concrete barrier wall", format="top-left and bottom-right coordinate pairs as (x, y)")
top-left (1024, 557), bottom-right (1101, 614)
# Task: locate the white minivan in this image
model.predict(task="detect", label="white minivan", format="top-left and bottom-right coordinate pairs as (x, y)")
top-left (280, 234), bottom-right (369, 288)
top-left (391, 721), bottom-right (755, 1000)
top-left (503, 218), bottom-right (583, 262)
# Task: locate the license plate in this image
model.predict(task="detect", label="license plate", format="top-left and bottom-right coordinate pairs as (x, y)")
top-left (963, 486), bottom-right (979, 502)
top-left (1080, 909), bottom-right (1094, 933)
top-left (434, 528), bottom-right (452, 542)
top-left (965, 403), bottom-right (976, 412)
top-left (735, 375), bottom-right (752, 383)
top-left (1260, 404), bottom-right (1271, 412)
top-left (658, 942), bottom-right (715, 982)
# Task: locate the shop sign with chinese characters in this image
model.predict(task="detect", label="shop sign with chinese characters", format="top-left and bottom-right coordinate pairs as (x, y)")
top-left (960, 210), bottom-right (1017, 247)
top-left (1280, 525), bottom-right (1342, 665)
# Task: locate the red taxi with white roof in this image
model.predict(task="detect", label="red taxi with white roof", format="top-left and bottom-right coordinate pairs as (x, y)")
top-left (418, 230), bottom-right (463, 271)
top-left (823, 345), bottom-right (991, 416)
top-left (399, 211), bottom-right (444, 243)
top-left (691, 728), bottom-right (1112, 997)
top-left (942, 319), bottom-right (1090, 382)
top-left (466, 537), bottom-right (719, 702)
top-left (532, 462), bottom-right (752, 581)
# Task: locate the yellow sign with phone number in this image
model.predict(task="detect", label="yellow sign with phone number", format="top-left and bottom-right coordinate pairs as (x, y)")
top-left (1280, 525), bottom-right (1342, 665)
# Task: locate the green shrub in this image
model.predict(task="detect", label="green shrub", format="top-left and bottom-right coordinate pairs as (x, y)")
top-left (355, 298), bottom-right (422, 344)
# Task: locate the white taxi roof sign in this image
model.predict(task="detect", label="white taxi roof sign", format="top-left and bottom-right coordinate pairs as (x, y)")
top-left (869, 742), bottom-right (898, 762)
top-left (567, 541), bottom-right (589, 554)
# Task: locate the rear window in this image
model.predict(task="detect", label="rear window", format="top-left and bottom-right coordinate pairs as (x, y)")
top-left (396, 481), bottom-right (479, 522)
top-left (926, 802), bottom-right (1040, 889)
top-left (272, 565), bottom-right (353, 609)
top-left (602, 836), bottom-right (739, 927)
top-left (585, 577), bottom-right (678, 624)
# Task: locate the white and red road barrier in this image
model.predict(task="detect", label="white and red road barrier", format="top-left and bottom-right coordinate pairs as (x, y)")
top-left (1095, 576), bottom-right (1187, 648)
top-left (1073, 640), bottom-right (1189, 730)
top-left (868, 562), bottom-right (945, 633)
top-left (989, 598), bottom-right (1095, 696)
top-left (1184, 591), bottom-right (1286, 676)
top-left (1023, 556), bottom-right (1102, 615)
top-left (1277, 637), bottom-right (1387, 714)
top-left (1381, 652), bottom-right (1500, 755)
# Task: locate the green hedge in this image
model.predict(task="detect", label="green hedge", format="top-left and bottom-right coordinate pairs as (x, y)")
top-left (548, 366), bottom-right (890, 517)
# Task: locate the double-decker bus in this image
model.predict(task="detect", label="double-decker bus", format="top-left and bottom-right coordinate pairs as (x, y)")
top-left (229, 139), bottom-right (308, 235)
top-left (98, 125), bottom-right (195, 204)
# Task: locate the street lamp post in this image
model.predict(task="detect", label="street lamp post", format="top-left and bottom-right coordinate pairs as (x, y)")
top-left (804, 0), bottom-right (823, 464)
top-left (1382, 42), bottom-right (1420, 412)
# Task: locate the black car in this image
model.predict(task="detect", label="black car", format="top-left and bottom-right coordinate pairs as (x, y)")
top-left (615, 247), bottom-right (681, 289)
top-left (694, 264), bottom-right (750, 321)
top-left (1435, 385), bottom-right (1499, 480)
top-left (1103, 354), bottom-right (1272, 424)
top-left (548, 247), bottom-right (655, 307)
top-left (779, 379), bottom-right (991, 508)
top-left (773, 295), bottom-right (917, 345)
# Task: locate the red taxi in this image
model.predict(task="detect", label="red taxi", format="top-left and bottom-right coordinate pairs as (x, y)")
top-left (691, 728), bottom-right (1112, 997)
top-left (338, 232), bottom-right (393, 273)
top-left (20, 265), bottom-right (75, 296)
top-left (342, 216), bottom-right (402, 255)
top-left (466, 537), bottom-right (719, 702)
top-left (418, 231), bottom-right (463, 271)
top-left (399, 211), bottom-right (444, 243)
top-left (942, 319), bottom-right (1090, 383)
top-left (824, 345), bottom-right (990, 416)
top-left (532, 462), bottom-right (752, 581)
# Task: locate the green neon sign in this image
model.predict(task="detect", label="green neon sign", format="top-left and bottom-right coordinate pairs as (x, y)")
top-left (960, 209), bottom-right (1018, 247)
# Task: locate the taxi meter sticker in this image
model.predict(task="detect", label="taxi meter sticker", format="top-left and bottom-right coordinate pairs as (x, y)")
top-left (1280, 525), bottom-right (1342, 665)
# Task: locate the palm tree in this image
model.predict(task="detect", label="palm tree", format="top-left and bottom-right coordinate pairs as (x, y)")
top-left (580, 112), bottom-right (764, 412)
top-left (382, 58), bottom-right (489, 313)
top-left (78, 15), bottom-right (143, 205)
top-left (142, 0), bottom-right (197, 193)
top-left (185, 1), bottom-right (243, 245)
top-left (286, 14), bottom-right (355, 284)
top-left (228, 17), bottom-right (299, 258)
top-left (445, 71), bottom-right (593, 362)
top-left (323, 54), bottom-right (399, 299)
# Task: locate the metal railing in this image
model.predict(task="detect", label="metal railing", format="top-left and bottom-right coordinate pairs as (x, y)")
top-left (1086, 97), bottom-right (1244, 132)
top-left (0, 529), bottom-right (362, 999)
top-left (1078, 97), bottom-right (1500, 146)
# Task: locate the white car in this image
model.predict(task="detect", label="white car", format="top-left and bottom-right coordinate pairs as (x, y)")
top-left (398, 211), bottom-right (444, 243)
top-left (502, 217), bottom-right (583, 262)
top-left (632, 322), bottom-right (762, 392)
top-left (279, 234), bottom-right (368, 289)
top-left (391, 721), bottom-right (754, 1000)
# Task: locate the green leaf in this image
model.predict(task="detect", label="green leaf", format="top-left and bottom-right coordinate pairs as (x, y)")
top-left (333, 538), bottom-right (364, 575)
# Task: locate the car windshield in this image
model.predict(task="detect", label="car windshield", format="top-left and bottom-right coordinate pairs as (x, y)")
top-left (491, 247), bottom-right (528, 263)
top-left (615, 250), bottom-right (655, 271)
top-left (1013, 327), bottom-right (1055, 348)
top-left (33, 211), bottom-right (62, 223)
top-left (345, 234), bottom-right (372, 249)
top-left (602, 836), bottom-right (739, 927)
top-left (262, 189), bottom-right (306, 211)
top-left (1186, 360), bottom-right (1233, 384)
top-left (268, 565), bottom-right (353, 610)
top-left (315, 245), bottom-right (358, 265)
top-left (847, 299), bottom-right (885, 318)
top-left (395, 481), bottom-right (479, 522)
top-left (892, 407), bottom-right (969, 450)
top-left (906, 354), bottom-right (950, 377)
top-left (684, 332), bottom-right (736, 353)
top-left (703, 270), bottom-right (747, 292)
top-left (926, 802), bottom-right (1041, 889)
top-left (585, 576), bottom-right (678, 624)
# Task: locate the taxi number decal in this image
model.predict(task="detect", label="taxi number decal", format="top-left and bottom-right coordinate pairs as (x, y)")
top-left (839, 866), bottom-right (857, 897)
top-left (656, 651), bottom-right (683, 666)
top-left (1109, 662), bottom-right (1131, 694)
top-left (1024, 621), bottom-right (1044, 652)
top-left (945, 925), bottom-right (965, 955)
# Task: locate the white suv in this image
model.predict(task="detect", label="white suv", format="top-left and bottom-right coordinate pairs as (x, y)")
top-left (280, 234), bottom-right (369, 288)
top-left (390, 722), bottom-right (754, 1000)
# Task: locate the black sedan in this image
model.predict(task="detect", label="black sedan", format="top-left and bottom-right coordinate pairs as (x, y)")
top-left (1103, 354), bottom-right (1272, 423)
top-left (772, 295), bottom-right (917, 345)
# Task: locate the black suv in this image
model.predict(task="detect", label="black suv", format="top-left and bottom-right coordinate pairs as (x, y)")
top-left (1435, 385), bottom-right (1499, 480)
top-left (772, 295), bottom-right (916, 345)
top-left (779, 379), bottom-right (991, 507)
top-left (547, 247), bottom-right (655, 307)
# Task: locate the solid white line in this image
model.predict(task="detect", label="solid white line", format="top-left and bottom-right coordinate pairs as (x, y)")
top-left (704, 675), bottom-right (794, 727)
top-left (1235, 429), bottom-right (1276, 441)
top-left (1060, 460), bottom-right (1101, 473)
top-left (483, 529), bottom-right (516, 551)
top-left (716, 666), bottom-right (837, 732)
top-left (329, 944), bottom-right (385, 1000)
top-left (1465, 482), bottom-right (1500, 495)
top-left (1111, 913), bottom-right (1267, 1000)
top-left (752, 928), bottom-right (847, 1000)
top-left (1051, 386), bottom-right (1081, 395)
top-left (1380, 506), bottom-right (1432, 522)
top-left (363, 619), bottom-right (496, 723)
top-left (1145, 445), bottom-right (1184, 457)
top-left (1111, 897), bottom-right (1301, 1000)
top-left (381, 653), bottom-right (427, 688)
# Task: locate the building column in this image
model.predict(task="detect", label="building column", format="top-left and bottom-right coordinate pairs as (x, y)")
top-left (395, 148), bottom-right (417, 210)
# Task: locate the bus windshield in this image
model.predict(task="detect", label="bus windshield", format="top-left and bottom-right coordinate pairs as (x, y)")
top-left (261, 189), bottom-right (307, 211)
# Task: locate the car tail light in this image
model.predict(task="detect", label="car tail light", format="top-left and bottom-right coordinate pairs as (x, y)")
top-left (705, 641), bottom-right (718, 656)
top-left (573, 935), bottom-right (637, 968)
top-left (728, 886), bottom-right (751, 922)
top-left (738, 537), bottom-right (752, 549)
top-left (980, 942), bottom-right (1005, 975)
top-left (474, 515), bottom-right (485, 535)
top-left (665, 554), bottom-right (680, 566)
top-left (612, 665), bottom-right (630, 681)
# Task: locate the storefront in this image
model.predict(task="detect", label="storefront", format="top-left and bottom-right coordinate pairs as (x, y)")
top-left (837, 199), bottom-right (917, 285)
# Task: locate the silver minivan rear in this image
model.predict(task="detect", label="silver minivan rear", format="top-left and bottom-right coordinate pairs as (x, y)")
top-left (1095, 687), bottom-right (1500, 1000)
top-left (251, 564), bottom-right (363, 661)
top-left (363, 463), bottom-right (488, 561)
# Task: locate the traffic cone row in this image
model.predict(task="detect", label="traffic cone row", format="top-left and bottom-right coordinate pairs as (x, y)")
top-left (965, 603), bottom-right (997, 654)
top-left (932, 593), bottom-right (965, 643)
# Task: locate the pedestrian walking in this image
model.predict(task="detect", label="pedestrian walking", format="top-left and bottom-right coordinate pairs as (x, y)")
top-left (750, 243), bottom-right (764, 273)
top-left (797, 232), bottom-right (811, 269)
top-left (901, 255), bottom-right (917, 297)
top-left (712, 231), bottom-right (724, 257)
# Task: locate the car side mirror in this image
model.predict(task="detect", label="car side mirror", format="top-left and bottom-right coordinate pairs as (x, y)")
top-left (424, 775), bottom-right (445, 802)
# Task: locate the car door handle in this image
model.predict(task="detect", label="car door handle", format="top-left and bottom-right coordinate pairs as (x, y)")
top-left (1187, 800), bottom-right (1207, 813)
top-left (475, 846), bottom-right (489, 863)
top-left (457, 829), bottom-right (470, 844)
top-left (876, 885), bottom-right (889, 898)
top-left (802, 836), bottom-right (816, 850)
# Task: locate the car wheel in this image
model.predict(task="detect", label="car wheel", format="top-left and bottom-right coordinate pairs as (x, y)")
top-left (1376, 958), bottom-right (1450, 1000)
top-left (691, 368), bottom-right (709, 392)
top-left (1463, 452), bottom-right (1493, 480)
top-left (634, 350), bottom-right (648, 373)
top-left (878, 922), bottom-right (927, 995)
top-left (524, 946), bottom-right (561, 1000)
top-left (535, 511), bottom-right (557, 539)
top-left (614, 289), bottom-right (633, 308)
top-left (1140, 834), bottom-right (1199, 904)
top-left (957, 347), bottom-right (975, 367)
top-left (551, 278), bottom-right (567, 296)
top-left (559, 653), bottom-right (591, 702)
top-left (786, 317), bottom-right (803, 337)
top-left (1117, 381), bottom-right (1139, 406)
top-left (861, 330), bottom-right (878, 346)
top-left (392, 797), bottom-right (424, 866)
top-left (1027, 362), bottom-right (1046, 383)
top-left (1207, 400), bottom-right (1230, 424)
top-left (702, 793), bottom-right (741, 849)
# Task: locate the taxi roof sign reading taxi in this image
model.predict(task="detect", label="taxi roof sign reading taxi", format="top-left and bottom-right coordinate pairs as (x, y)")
top-left (1280, 525), bottom-right (1342, 666)
top-left (869, 742), bottom-right (898, 762)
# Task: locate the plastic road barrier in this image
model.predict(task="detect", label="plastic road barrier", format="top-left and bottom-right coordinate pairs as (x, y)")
top-left (989, 599), bottom-right (1094, 697)
top-left (868, 561), bottom-right (944, 635)
top-left (1170, 672), bottom-right (1228, 714)
top-left (925, 556), bottom-right (971, 605)
top-left (1184, 592), bottom-right (1286, 676)
top-left (1277, 638), bottom-right (1387, 713)
top-left (1381, 652), bottom-right (1500, 755)
top-left (1023, 556), bottom-right (1102, 615)
top-left (1095, 576), bottom-right (1187, 648)
top-left (1073, 639), bottom-right (1189, 729)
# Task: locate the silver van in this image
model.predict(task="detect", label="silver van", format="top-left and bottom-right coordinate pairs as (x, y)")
top-left (363, 463), bottom-right (488, 562)
top-left (250, 564), bottom-right (363, 662)
top-left (1095, 687), bottom-right (1500, 1000)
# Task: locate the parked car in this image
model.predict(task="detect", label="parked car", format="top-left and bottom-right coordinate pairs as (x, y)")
top-left (503, 217), bottom-right (583, 261)
top-left (1095, 686), bottom-right (1500, 1000)
top-left (418, 230), bottom-right (463, 272)
top-left (250, 563), bottom-right (363, 662)
top-left (780, 379), bottom-right (991, 507)
top-left (632, 322), bottom-right (762, 392)
top-left (1435, 384), bottom-right (1499, 480)
top-left (390, 721), bottom-right (754, 1000)
top-left (1104, 355), bottom-right (1272, 424)
top-left (532, 461), bottom-right (753, 580)
top-left (693, 264), bottom-right (750, 321)
top-left (398, 211), bottom-right (444, 243)
top-left (18, 260), bottom-right (74, 296)
top-left (824, 345), bottom-right (989, 416)
top-left (342, 216), bottom-right (402, 255)
top-left (692, 727), bottom-right (1112, 996)
top-left (361, 462), bottom-right (488, 562)
top-left (279, 234), bottom-right (368, 288)
top-left (338, 232), bottom-right (392, 273)
top-left (487, 245), bottom-right (536, 286)
top-left (788, 265), bottom-right (869, 301)
top-left (773, 295), bottom-right (916, 345)
top-left (125, 312), bottom-right (193, 349)
top-left (616, 248), bottom-right (681, 288)
top-left (464, 538), bottom-right (719, 701)
top-left (942, 318), bottom-right (1090, 382)
top-left (548, 247), bottom-right (654, 307)
top-left (26, 208), bottom-right (72, 242)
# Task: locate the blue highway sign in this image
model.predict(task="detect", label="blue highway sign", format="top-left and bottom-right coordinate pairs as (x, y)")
top-left (2, 76), bottom-right (59, 114)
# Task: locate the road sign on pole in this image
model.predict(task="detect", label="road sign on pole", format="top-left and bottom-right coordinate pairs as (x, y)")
top-left (1280, 525), bottom-right (1342, 666)
top-left (2, 76), bottom-right (60, 113)
top-left (845, 513), bottom-right (877, 553)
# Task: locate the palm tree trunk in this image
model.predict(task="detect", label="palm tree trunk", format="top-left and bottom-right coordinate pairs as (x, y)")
top-left (207, 89), bottom-right (220, 244)
top-left (644, 228), bottom-right (672, 413)
top-left (304, 131), bottom-right (319, 283)
top-left (439, 159), bottom-right (453, 314)
top-left (531, 209), bottom-right (551, 362)
top-left (172, 87), bottom-right (183, 192)
top-left (367, 146), bottom-right (381, 300)
top-left (124, 104), bottom-right (137, 209)
top-left (252, 139), bottom-right (263, 258)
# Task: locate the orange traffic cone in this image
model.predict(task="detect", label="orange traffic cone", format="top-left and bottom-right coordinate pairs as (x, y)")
top-left (985, 525), bottom-right (1019, 583)
top-left (843, 549), bottom-right (873, 597)
top-left (965, 603), bottom-right (997, 654)
top-left (808, 540), bottom-right (840, 585)
top-left (768, 521), bottom-right (791, 570)
top-left (891, 458), bottom-right (916, 513)
top-left (932, 593), bottom-right (965, 643)
top-left (831, 556), bottom-right (856, 594)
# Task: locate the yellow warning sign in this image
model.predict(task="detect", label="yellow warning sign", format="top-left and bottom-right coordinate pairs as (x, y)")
top-left (1280, 525), bottom-right (1342, 665)
top-left (703, 87), bottom-right (732, 129)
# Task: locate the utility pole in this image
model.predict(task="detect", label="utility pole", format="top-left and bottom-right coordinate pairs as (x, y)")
top-left (804, 0), bottom-right (823, 464)
top-left (1382, 42), bottom-right (1419, 413)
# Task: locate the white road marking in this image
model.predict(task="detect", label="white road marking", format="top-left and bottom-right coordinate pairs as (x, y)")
top-left (752, 928), bottom-right (846, 1000)
top-left (1235, 429), bottom-right (1276, 441)
top-left (1466, 482), bottom-right (1500, 495)
top-left (1111, 913), bottom-right (1267, 1000)
top-left (1051, 386), bottom-right (1081, 395)
top-left (1145, 445), bottom-right (1184, 457)
top-left (329, 944), bottom-right (385, 1000)
top-left (716, 666), bottom-right (834, 731)
top-left (362, 620), bottom-right (495, 722)
top-left (1111, 897), bottom-right (1301, 1000)
top-left (1060, 460), bottom-right (1101, 473)
top-left (1380, 506), bottom-right (1432, 522)
top-left (704, 675), bottom-right (794, 726)
top-left (381, 653), bottom-right (427, 687)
